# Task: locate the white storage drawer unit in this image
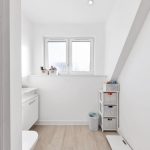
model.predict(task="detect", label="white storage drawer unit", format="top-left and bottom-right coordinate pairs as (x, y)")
top-left (22, 95), bottom-right (39, 130)
top-left (103, 106), bottom-right (117, 117)
top-left (103, 118), bottom-right (117, 130)
top-left (98, 89), bottom-right (119, 131)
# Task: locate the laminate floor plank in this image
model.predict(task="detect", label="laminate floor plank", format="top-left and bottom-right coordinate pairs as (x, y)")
top-left (32, 125), bottom-right (115, 150)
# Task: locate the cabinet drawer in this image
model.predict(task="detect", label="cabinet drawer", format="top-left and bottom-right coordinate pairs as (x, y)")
top-left (22, 96), bottom-right (38, 130)
top-left (103, 118), bottom-right (117, 131)
top-left (104, 106), bottom-right (117, 117)
top-left (103, 93), bottom-right (117, 105)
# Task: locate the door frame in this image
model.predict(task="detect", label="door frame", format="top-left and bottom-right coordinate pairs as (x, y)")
top-left (0, 0), bottom-right (11, 149)
top-left (0, 0), bottom-right (22, 149)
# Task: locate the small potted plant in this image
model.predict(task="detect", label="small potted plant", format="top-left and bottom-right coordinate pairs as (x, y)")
top-left (49, 66), bottom-right (57, 74)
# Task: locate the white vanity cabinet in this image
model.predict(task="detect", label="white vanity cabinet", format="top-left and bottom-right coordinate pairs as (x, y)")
top-left (99, 91), bottom-right (119, 131)
top-left (22, 88), bottom-right (39, 130)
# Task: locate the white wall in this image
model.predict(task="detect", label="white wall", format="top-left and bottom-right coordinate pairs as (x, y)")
top-left (22, 22), bottom-right (106, 124)
top-left (26, 75), bottom-right (105, 124)
top-left (105, 0), bottom-right (141, 79)
top-left (118, 11), bottom-right (150, 150)
top-left (32, 23), bottom-right (105, 75)
top-left (21, 15), bottom-right (33, 77)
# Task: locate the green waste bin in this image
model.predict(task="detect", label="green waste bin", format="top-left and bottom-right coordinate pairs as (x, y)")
top-left (88, 112), bottom-right (99, 131)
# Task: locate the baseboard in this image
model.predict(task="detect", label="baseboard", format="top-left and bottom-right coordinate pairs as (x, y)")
top-left (36, 120), bottom-right (88, 125)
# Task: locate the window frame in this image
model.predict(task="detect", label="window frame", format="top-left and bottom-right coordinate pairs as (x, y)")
top-left (69, 38), bottom-right (94, 75)
top-left (44, 37), bottom-right (94, 75)
top-left (44, 38), bottom-right (69, 73)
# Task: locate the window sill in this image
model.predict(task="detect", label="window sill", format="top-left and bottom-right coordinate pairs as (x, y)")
top-left (29, 74), bottom-right (106, 78)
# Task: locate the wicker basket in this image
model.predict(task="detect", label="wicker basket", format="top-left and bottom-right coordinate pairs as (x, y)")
top-left (103, 84), bottom-right (120, 92)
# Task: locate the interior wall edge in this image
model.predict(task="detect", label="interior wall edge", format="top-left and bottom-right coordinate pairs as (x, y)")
top-left (111, 0), bottom-right (150, 80)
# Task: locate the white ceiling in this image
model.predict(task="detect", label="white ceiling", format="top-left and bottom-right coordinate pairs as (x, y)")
top-left (22, 0), bottom-right (117, 24)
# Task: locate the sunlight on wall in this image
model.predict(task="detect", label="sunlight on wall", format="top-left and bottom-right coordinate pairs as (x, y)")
top-left (21, 15), bottom-right (33, 78)
top-left (21, 45), bottom-right (31, 77)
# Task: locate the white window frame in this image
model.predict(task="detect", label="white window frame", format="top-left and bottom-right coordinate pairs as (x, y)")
top-left (44, 38), bottom-right (69, 71)
top-left (44, 37), bottom-right (94, 75)
top-left (69, 38), bottom-right (94, 75)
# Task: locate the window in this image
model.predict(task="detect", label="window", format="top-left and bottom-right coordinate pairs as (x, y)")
top-left (44, 38), bottom-right (94, 75)
top-left (47, 41), bottom-right (67, 72)
top-left (71, 41), bottom-right (91, 72)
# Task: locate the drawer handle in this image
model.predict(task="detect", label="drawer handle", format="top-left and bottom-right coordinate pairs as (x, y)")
top-left (108, 92), bottom-right (112, 95)
top-left (28, 100), bottom-right (36, 105)
top-left (108, 118), bottom-right (112, 121)
top-left (108, 106), bottom-right (113, 108)
top-left (122, 140), bottom-right (127, 145)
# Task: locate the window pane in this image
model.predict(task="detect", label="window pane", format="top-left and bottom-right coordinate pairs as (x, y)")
top-left (48, 41), bottom-right (67, 72)
top-left (72, 41), bottom-right (91, 72)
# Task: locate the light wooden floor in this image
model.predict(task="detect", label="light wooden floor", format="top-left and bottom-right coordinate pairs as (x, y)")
top-left (32, 125), bottom-right (115, 150)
